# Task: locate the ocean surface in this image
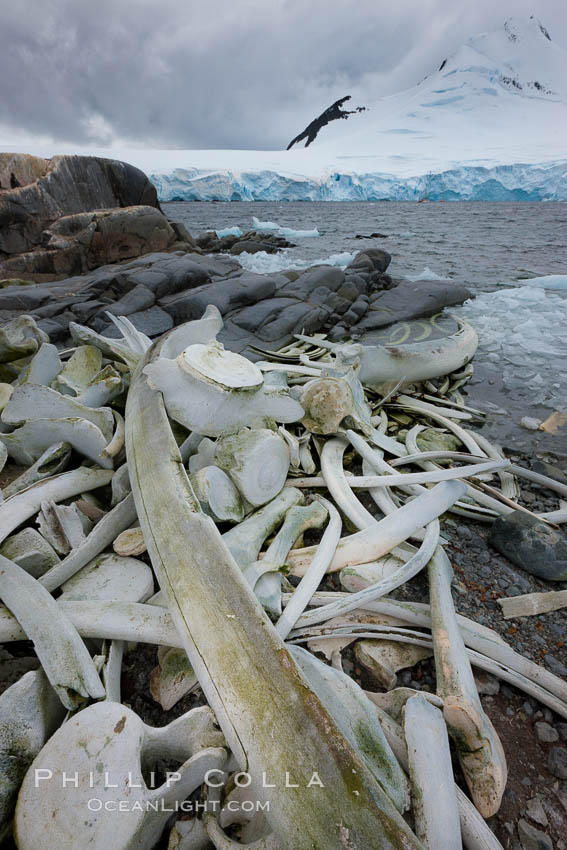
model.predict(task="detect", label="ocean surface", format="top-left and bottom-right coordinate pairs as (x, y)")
top-left (164, 201), bottom-right (567, 453)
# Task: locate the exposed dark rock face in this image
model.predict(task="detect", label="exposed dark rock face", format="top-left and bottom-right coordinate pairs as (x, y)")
top-left (0, 154), bottom-right (197, 281)
top-left (0, 206), bottom-right (178, 279)
top-left (0, 154), bottom-right (160, 256)
top-left (0, 248), bottom-right (471, 353)
top-left (286, 96), bottom-right (367, 150)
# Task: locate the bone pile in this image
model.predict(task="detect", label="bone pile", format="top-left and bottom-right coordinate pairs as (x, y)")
top-left (0, 307), bottom-right (565, 850)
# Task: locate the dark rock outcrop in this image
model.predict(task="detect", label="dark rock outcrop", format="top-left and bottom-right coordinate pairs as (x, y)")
top-left (0, 153), bottom-right (190, 282)
top-left (196, 230), bottom-right (294, 255)
top-left (0, 154), bottom-right (160, 255)
top-left (0, 206), bottom-right (177, 279)
top-left (287, 96), bottom-right (367, 150)
top-left (345, 279), bottom-right (472, 336)
top-left (0, 243), bottom-right (472, 356)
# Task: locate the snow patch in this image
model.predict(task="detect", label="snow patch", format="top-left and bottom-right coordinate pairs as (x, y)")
top-left (236, 250), bottom-right (356, 274)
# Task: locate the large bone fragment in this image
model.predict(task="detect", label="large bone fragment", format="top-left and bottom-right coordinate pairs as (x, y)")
top-left (1, 442), bottom-right (72, 499)
top-left (403, 694), bottom-right (462, 849)
top-left (125, 331), bottom-right (425, 850)
top-left (286, 480), bottom-right (465, 576)
top-left (373, 704), bottom-right (502, 850)
top-left (15, 703), bottom-right (226, 850)
top-left (0, 466), bottom-right (114, 546)
top-left (0, 555), bottom-right (105, 708)
top-left (428, 547), bottom-right (507, 817)
top-left (497, 590), bottom-right (567, 619)
top-left (0, 670), bottom-right (65, 842)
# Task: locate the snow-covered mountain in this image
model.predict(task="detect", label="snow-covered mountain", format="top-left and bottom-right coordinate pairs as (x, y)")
top-left (145, 16), bottom-right (567, 200)
top-left (6, 17), bottom-right (567, 200)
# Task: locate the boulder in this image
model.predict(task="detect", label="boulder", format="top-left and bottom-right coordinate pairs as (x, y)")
top-left (167, 220), bottom-right (202, 254)
top-left (347, 249), bottom-right (391, 274)
top-left (350, 280), bottom-right (472, 333)
top-left (489, 511), bottom-right (567, 581)
top-left (0, 206), bottom-right (177, 279)
top-left (0, 154), bottom-right (160, 257)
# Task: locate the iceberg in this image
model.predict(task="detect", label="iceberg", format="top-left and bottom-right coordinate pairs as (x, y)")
top-left (505, 274), bottom-right (567, 291)
top-left (215, 226), bottom-right (242, 238)
top-left (251, 216), bottom-right (319, 238)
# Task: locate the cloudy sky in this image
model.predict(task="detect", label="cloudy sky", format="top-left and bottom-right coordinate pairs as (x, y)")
top-left (1, 0), bottom-right (565, 151)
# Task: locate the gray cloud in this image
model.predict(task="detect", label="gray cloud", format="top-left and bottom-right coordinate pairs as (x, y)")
top-left (1, 0), bottom-right (566, 150)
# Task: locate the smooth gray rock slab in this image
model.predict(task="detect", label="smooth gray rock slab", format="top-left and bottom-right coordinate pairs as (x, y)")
top-left (279, 265), bottom-right (345, 297)
top-left (36, 311), bottom-right (77, 340)
top-left (253, 301), bottom-right (329, 343)
top-left (125, 268), bottom-right (171, 295)
top-left (72, 300), bottom-right (109, 323)
top-left (185, 254), bottom-right (241, 276)
top-left (231, 298), bottom-right (300, 333)
top-left (160, 275), bottom-right (278, 323)
top-left (101, 305), bottom-right (173, 338)
top-left (103, 284), bottom-right (155, 317)
top-left (351, 280), bottom-right (472, 332)
top-left (489, 511), bottom-right (567, 581)
top-left (0, 285), bottom-right (51, 311)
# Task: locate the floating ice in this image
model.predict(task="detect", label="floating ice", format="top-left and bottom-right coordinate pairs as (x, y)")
top-left (215, 226), bottom-right (242, 238)
top-left (251, 216), bottom-right (320, 238)
top-left (236, 250), bottom-right (357, 274)
top-left (454, 286), bottom-right (567, 410)
top-left (509, 274), bottom-right (567, 290)
top-left (405, 267), bottom-right (450, 282)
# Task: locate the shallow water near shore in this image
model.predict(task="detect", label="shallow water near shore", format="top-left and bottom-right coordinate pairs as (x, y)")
top-left (165, 200), bottom-right (567, 453)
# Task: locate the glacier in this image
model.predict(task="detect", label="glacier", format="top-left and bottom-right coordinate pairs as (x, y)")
top-left (149, 161), bottom-right (567, 202)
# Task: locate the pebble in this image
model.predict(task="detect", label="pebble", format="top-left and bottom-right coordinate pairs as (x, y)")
top-left (525, 795), bottom-right (549, 827)
top-left (548, 748), bottom-right (567, 780)
top-left (517, 818), bottom-right (553, 850)
top-left (536, 722), bottom-right (559, 743)
top-left (474, 671), bottom-right (500, 695)
top-left (520, 417), bottom-right (542, 431)
top-left (556, 724), bottom-right (567, 743)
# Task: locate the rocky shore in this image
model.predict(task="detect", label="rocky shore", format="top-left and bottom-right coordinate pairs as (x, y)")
top-left (0, 152), bottom-right (566, 850)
